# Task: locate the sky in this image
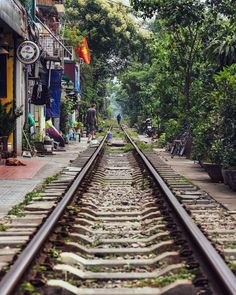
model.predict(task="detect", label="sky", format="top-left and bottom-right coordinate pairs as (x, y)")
top-left (110, 0), bottom-right (131, 7)
top-left (122, 0), bottom-right (130, 5)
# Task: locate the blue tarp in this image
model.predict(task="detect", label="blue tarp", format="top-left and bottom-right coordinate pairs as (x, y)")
top-left (46, 69), bottom-right (62, 118)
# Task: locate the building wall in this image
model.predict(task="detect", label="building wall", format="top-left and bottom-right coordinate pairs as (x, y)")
top-left (0, 0), bottom-right (29, 155)
top-left (1, 33), bottom-right (28, 155)
top-left (3, 33), bottom-right (14, 151)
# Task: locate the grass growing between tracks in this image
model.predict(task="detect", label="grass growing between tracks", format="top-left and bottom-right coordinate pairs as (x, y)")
top-left (21, 281), bottom-right (40, 295)
top-left (105, 143), bottom-right (133, 153)
top-left (123, 143), bottom-right (133, 152)
top-left (125, 268), bottom-right (196, 288)
top-left (226, 258), bottom-right (236, 272)
top-left (136, 141), bottom-right (155, 151)
top-left (7, 190), bottom-right (43, 217)
top-left (19, 246), bottom-right (63, 292)
top-left (110, 130), bottom-right (125, 139)
top-left (7, 173), bottom-right (60, 217)
top-left (47, 246), bottom-right (61, 258)
top-left (21, 280), bottom-right (40, 294)
top-left (43, 174), bottom-right (60, 185)
top-left (33, 264), bottom-right (47, 271)
top-left (126, 129), bottom-right (139, 139)
top-left (0, 223), bottom-right (7, 231)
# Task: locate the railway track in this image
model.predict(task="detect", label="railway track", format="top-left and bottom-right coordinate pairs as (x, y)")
top-left (0, 129), bottom-right (236, 294)
top-left (143, 152), bottom-right (236, 270)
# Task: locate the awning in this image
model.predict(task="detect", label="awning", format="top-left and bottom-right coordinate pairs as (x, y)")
top-left (0, 0), bottom-right (27, 38)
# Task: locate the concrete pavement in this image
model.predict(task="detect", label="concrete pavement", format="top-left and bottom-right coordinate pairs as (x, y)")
top-left (0, 138), bottom-right (89, 220)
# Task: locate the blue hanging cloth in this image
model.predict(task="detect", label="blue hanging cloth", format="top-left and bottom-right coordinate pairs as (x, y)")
top-left (46, 69), bottom-right (63, 118)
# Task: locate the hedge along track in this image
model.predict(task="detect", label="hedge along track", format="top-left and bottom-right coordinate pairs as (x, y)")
top-left (0, 131), bottom-right (236, 294)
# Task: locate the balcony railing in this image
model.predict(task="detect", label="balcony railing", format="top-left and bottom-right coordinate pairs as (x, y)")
top-left (39, 33), bottom-right (64, 61)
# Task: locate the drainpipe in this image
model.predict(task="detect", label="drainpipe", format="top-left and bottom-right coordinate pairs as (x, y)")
top-left (24, 65), bottom-right (29, 125)
top-left (13, 38), bottom-right (17, 153)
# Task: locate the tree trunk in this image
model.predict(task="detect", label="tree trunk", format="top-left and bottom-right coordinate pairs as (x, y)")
top-left (184, 66), bottom-right (192, 112)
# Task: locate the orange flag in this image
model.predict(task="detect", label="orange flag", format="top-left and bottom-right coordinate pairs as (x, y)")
top-left (76, 37), bottom-right (91, 64)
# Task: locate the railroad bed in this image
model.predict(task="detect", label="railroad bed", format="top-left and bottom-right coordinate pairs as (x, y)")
top-left (0, 130), bottom-right (236, 295)
top-left (143, 151), bottom-right (236, 268)
top-left (45, 150), bottom-right (207, 295)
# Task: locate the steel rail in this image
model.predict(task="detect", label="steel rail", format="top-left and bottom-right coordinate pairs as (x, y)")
top-left (0, 134), bottom-right (108, 295)
top-left (124, 130), bottom-right (236, 295)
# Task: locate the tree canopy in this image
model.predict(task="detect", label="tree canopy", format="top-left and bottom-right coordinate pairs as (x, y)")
top-left (63, 0), bottom-right (236, 166)
top-left (65, 0), bottom-right (149, 113)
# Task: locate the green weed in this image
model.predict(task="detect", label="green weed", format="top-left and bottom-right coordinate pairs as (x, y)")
top-left (8, 204), bottom-right (25, 217)
top-left (21, 281), bottom-right (40, 295)
top-left (135, 268), bottom-right (195, 287)
top-left (123, 143), bottom-right (133, 152)
top-left (0, 223), bottom-right (7, 231)
top-left (127, 130), bottom-right (139, 139)
top-left (227, 259), bottom-right (236, 270)
top-left (137, 142), bottom-right (154, 151)
top-left (43, 173), bottom-right (60, 185)
top-left (47, 246), bottom-right (60, 258)
top-left (7, 172), bottom-right (60, 216)
top-left (109, 130), bottom-right (124, 139)
top-left (33, 264), bottom-right (47, 271)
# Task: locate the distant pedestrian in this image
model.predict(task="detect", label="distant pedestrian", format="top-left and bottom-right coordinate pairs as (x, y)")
top-left (116, 113), bottom-right (121, 125)
top-left (86, 103), bottom-right (97, 143)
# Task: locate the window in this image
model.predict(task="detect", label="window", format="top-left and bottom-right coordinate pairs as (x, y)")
top-left (0, 55), bottom-right (7, 98)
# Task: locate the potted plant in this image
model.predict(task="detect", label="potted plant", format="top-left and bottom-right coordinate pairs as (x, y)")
top-left (221, 143), bottom-right (236, 190)
top-left (0, 101), bottom-right (23, 155)
top-left (201, 139), bottom-right (224, 183)
top-left (212, 65), bottom-right (236, 190)
top-left (72, 121), bottom-right (83, 141)
top-left (192, 121), bottom-right (212, 167)
top-left (192, 119), bottom-right (223, 182)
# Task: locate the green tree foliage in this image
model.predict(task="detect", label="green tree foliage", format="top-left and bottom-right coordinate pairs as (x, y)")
top-left (65, 0), bottom-right (148, 114)
top-left (213, 65), bottom-right (236, 166)
top-left (120, 62), bottom-right (154, 126)
top-left (66, 0), bottom-right (145, 63)
top-left (102, 0), bottom-right (236, 168)
top-left (207, 23), bottom-right (236, 67)
top-left (205, 0), bottom-right (236, 20)
top-left (124, 0), bottom-right (236, 153)
top-left (131, 0), bottom-right (206, 114)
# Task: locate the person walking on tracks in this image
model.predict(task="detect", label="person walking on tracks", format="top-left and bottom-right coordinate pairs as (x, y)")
top-left (86, 103), bottom-right (97, 143)
top-left (116, 113), bottom-right (121, 125)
